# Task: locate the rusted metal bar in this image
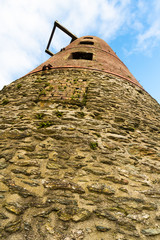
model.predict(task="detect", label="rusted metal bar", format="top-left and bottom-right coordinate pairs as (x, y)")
top-left (45, 49), bottom-right (54, 57)
top-left (46, 22), bottom-right (57, 51)
top-left (55, 21), bottom-right (77, 40)
top-left (45, 20), bottom-right (78, 56)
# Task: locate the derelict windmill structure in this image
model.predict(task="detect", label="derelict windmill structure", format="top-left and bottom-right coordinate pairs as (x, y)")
top-left (0, 21), bottom-right (160, 240)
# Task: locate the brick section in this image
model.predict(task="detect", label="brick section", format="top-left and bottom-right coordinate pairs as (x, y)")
top-left (27, 36), bottom-right (143, 89)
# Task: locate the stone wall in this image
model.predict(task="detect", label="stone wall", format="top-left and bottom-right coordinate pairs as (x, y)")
top-left (0, 69), bottom-right (160, 240)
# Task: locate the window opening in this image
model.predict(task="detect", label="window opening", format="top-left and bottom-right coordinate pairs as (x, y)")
top-left (84, 37), bottom-right (93, 39)
top-left (70, 52), bottom-right (93, 60)
top-left (79, 41), bottom-right (94, 45)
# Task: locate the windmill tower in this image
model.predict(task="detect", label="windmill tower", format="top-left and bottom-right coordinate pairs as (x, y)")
top-left (0, 22), bottom-right (160, 240)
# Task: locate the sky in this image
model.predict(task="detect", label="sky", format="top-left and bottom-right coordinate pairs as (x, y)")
top-left (0, 0), bottom-right (160, 103)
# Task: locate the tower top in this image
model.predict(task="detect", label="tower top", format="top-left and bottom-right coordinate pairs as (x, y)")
top-left (26, 21), bottom-right (143, 90)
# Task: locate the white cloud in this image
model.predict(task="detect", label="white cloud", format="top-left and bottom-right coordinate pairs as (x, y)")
top-left (137, 22), bottom-right (160, 50)
top-left (0, 0), bottom-right (132, 90)
top-left (0, 0), bottom-right (160, 91)
top-left (134, 0), bottom-right (160, 52)
top-left (137, 0), bottom-right (149, 15)
top-left (97, 0), bottom-right (131, 39)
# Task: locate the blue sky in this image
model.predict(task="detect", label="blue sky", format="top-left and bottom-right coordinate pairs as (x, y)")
top-left (0, 0), bottom-right (160, 103)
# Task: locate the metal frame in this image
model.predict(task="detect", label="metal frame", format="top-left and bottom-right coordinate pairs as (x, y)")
top-left (45, 20), bottom-right (78, 56)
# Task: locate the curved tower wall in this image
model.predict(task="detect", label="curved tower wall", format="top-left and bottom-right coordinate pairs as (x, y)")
top-left (0, 36), bottom-right (160, 240)
top-left (28, 36), bottom-right (142, 89)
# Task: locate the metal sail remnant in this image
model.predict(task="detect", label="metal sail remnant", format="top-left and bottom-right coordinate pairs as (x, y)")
top-left (45, 20), bottom-right (78, 56)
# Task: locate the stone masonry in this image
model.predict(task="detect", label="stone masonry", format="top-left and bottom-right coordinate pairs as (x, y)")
top-left (0, 36), bottom-right (160, 240)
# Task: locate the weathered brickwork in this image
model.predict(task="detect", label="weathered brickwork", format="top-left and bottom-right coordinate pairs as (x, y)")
top-left (28, 36), bottom-right (141, 89)
top-left (0, 68), bottom-right (160, 240)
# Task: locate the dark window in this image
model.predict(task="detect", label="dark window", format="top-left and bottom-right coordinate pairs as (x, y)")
top-left (84, 37), bottom-right (93, 39)
top-left (79, 41), bottom-right (94, 45)
top-left (70, 52), bottom-right (93, 60)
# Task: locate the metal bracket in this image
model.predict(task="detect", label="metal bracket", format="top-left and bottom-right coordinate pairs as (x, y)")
top-left (45, 20), bottom-right (78, 56)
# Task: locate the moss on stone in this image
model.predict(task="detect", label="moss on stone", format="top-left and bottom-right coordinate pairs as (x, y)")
top-left (36, 113), bottom-right (45, 119)
top-left (90, 141), bottom-right (98, 150)
top-left (2, 99), bottom-right (9, 105)
top-left (55, 111), bottom-right (63, 118)
top-left (17, 83), bottom-right (22, 89)
top-left (38, 121), bottom-right (53, 128)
